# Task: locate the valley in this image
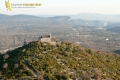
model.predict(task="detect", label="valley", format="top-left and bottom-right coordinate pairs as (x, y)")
top-left (0, 14), bottom-right (120, 54)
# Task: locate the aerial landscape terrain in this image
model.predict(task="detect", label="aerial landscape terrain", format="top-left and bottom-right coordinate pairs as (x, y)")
top-left (0, 14), bottom-right (120, 53)
top-left (1, 0), bottom-right (120, 79)
top-left (0, 13), bottom-right (120, 79)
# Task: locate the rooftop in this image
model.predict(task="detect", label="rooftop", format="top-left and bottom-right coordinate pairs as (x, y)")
top-left (41, 35), bottom-right (50, 38)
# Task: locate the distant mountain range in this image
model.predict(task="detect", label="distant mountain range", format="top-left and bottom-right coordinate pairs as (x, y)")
top-left (0, 13), bottom-right (117, 27)
top-left (70, 13), bottom-right (120, 22)
top-left (1, 13), bottom-right (120, 22)
top-left (0, 13), bottom-right (120, 34)
top-left (35, 13), bottom-right (120, 22)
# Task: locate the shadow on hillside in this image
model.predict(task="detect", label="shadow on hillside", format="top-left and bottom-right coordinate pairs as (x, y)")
top-left (113, 50), bottom-right (120, 54)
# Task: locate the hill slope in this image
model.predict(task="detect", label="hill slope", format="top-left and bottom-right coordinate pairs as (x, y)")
top-left (107, 27), bottom-right (120, 34)
top-left (0, 41), bottom-right (120, 79)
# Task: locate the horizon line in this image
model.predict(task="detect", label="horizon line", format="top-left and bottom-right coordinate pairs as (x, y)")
top-left (1, 13), bottom-right (120, 16)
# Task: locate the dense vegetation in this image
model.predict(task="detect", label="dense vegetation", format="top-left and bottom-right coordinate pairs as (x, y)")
top-left (0, 41), bottom-right (120, 79)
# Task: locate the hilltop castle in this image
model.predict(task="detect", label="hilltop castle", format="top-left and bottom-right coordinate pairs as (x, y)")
top-left (40, 33), bottom-right (52, 42)
top-left (39, 33), bottom-right (56, 45)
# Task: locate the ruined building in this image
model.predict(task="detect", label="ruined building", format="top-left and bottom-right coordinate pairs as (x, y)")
top-left (39, 33), bottom-right (56, 45)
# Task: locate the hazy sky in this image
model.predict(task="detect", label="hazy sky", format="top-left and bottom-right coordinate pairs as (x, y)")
top-left (0, 0), bottom-right (120, 15)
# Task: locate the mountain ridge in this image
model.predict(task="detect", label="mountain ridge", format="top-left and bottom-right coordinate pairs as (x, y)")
top-left (70, 13), bottom-right (120, 22)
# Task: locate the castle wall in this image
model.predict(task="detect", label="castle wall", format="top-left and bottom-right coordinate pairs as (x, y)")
top-left (40, 38), bottom-right (51, 42)
top-left (49, 42), bottom-right (56, 45)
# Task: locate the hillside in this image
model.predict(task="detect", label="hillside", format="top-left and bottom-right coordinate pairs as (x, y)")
top-left (107, 27), bottom-right (120, 34)
top-left (0, 41), bottom-right (120, 79)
